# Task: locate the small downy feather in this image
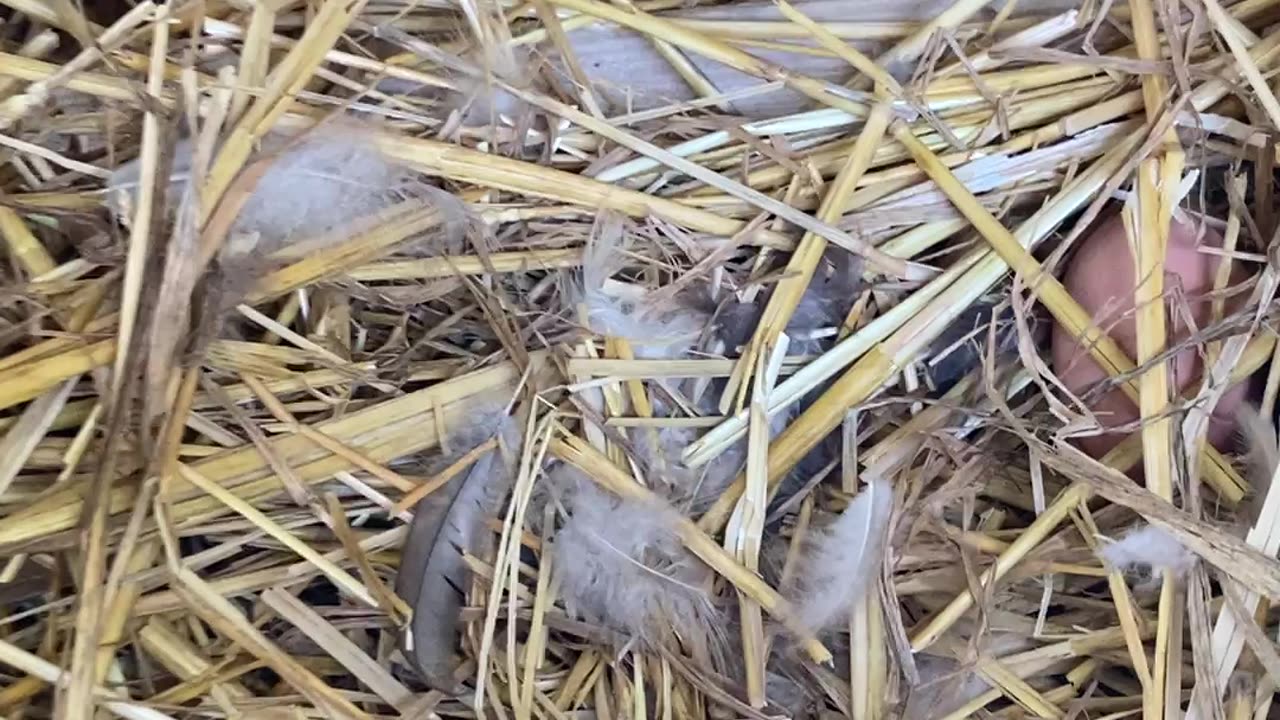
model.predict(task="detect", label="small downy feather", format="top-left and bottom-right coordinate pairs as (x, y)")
top-left (1236, 404), bottom-right (1278, 527)
top-left (787, 478), bottom-right (894, 633)
top-left (372, 10), bottom-right (536, 126)
top-left (632, 424), bottom-right (749, 507)
top-left (107, 127), bottom-right (457, 258)
top-left (452, 44), bottom-right (538, 126)
top-left (584, 289), bottom-right (708, 359)
top-left (551, 467), bottom-right (726, 668)
top-left (576, 218), bottom-right (709, 359)
top-left (547, 395), bottom-right (779, 667)
top-left (1098, 524), bottom-right (1195, 581)
top-left (394, 409), bottom-right (519, 690)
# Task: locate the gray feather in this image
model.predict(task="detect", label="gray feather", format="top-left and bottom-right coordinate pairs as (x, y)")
top-left (1237, 404), bottom-right (1279, 528)
top-left (395, 448), bottom-right (508, 690)
top-left (787, 478), bottom-right (894, 632)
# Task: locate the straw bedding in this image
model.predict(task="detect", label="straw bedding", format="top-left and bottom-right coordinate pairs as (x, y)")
top-left (0, 0), bottom-right (1279, 718)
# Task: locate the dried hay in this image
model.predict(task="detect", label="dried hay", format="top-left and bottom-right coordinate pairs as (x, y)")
top-left (0, 0), bottom-right (1278, 718)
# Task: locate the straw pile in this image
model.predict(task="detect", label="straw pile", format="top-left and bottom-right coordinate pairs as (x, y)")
top-left (2, 0), bottom-right (1280, 717)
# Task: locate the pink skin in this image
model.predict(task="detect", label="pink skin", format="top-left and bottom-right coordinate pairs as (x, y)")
top-left (1051, 212), bottom-right (1247, 459)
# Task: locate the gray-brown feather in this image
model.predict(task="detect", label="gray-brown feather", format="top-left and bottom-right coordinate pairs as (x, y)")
top-left (395, 449), bottom-right (508, 690)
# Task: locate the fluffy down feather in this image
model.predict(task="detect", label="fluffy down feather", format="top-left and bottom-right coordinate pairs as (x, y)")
top-left (632, 424), bottom-right (751, 509)
top-left (548, 390), bottom-right (790, 666)
top-left (558, 227), bottom-right (808, 665)
top-left (107, 129), bottom-right (460, 258)
top-left (1098, 524), bottom-right (1195, 581)
top-left (577, 220), bottom-right (709, 358)
top-left (552, 468), bottom-right (726, 667)
top-left (585, 289), bottom-right (708, 359)
top-left (452, 45), bottom-right (537, 126)
top-left (631, 389), bottom-right (794, 508)
top-left (371, 18), bottom-right (536, 127)
top-left (1237, 404), bottom-right (1279, 528)
top-left (787, 478), bottom-right (894, 632)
